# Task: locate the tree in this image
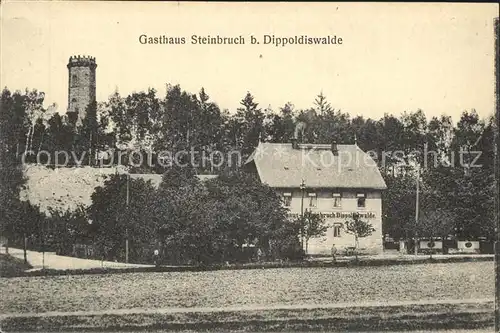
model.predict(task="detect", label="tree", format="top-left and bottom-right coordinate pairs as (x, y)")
top-left (376, 114), bottom-right (405, 173)
top-left (152, 169), bottom-right (292, 265)
top-left (381, 172), bottom-right (417, 241)
top-left (314, 107), bottom-right (351, 144)
top-left (106, 88), bottom-right (161, 151)
top-left (426, 115), bottom-right (453, 166)
top-left (20, 89), bottom-right (47, 159)
top-left (344, 213), bottom-right (375, 260)
top-left (294, 108), bottom-right (317, 143)
top-left (265, 102), bottom-right (295, 143)
top-left (400, 109), bottom-right (427, 158)
top-left (72, 101), bottom-right (99, 166)
top-left (85, 167), bottom-right (295, 265)
top-left (0, 89), bottom-right (30, 256)
top-left (154, 177), bottom-right (212, 264)
top-left (9, 200), bottom-right (46, 262)
top-left (314, 91), bottom-right (333, 116)
top-left (351, 116), bottom-right (380, 153)
top-left (195, 87), bottom-right (227, 172)
top-left (42, 113), bottom-right (76, 165)
top-left (160, 85), bottom-right (200, 150)
top-left (416, 208), bottom-right (455, 258)
top-left (46, 206), bottom-right (90, 256)
top-left (88, 174), bottom-right (157, 262)
top-left (235, 92), bottom-right (265, 158)
top-left (159, 162), bottom-right (198, 189)
top-left (269, 218), bottom-right (303, 261)
top-left (297, 210), bottom-right (328, 255)
top-left (204, 170), bottom-right (291, 262)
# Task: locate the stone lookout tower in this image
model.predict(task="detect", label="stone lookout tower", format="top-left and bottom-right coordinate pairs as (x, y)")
top-left (66, 55), bottom-right (97, 126)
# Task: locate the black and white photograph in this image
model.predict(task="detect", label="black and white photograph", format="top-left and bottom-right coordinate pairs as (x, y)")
top-left (0, 2), bottom-right (499, 332)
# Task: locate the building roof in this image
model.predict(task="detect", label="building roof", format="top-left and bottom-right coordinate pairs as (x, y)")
top-left (245, 142), bottom-right (387, 190)
top-left (21, 165), bottom-right (217, 214)
top-left (128, 173), bottom-right (217, 187)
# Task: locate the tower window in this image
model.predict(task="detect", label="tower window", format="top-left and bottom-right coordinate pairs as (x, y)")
top-left (72, 74), bottom-right (78, 86)
top-left (71, 98), bottom-right (77, 103)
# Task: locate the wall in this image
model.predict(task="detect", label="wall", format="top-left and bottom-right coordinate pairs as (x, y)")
top-left (21, 165), bottom-right (214, 215)
top-left (276, 188), bottom-right (383, 255)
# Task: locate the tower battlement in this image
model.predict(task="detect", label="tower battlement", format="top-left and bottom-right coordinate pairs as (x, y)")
top-left (67, 55), bottom-right (97, 69)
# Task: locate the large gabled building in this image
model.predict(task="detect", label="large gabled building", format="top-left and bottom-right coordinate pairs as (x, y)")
top-left (245, 140), bottom-right (387, 255)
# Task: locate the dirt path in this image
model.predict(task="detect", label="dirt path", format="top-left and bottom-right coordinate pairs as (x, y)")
top-left (5, 248), bottom-right (152, 270)
top-left (0, 297), bottom-right (493, 319)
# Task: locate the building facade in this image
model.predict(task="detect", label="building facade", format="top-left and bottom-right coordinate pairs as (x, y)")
top-left (245, 141), bottom-right (387, 255)
top-left (66, 55), bottom-right (97, 126)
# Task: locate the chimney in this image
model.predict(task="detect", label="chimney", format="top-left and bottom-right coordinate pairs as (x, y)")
top-left (291, 138), bottom-right (298, 149)
top-left (331, 141), bottom-right (338, 156)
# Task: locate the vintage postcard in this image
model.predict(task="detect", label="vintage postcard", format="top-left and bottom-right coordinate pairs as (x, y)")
top-left (0, 2), bottom-right (499, 332)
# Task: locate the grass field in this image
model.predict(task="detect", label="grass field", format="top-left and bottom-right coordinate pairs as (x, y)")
top-left (0, 261), bottom-right (494, 315)
top-left (0, 301), bottom-right (494, 332)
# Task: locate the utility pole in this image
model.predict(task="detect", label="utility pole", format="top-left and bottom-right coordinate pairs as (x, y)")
top-left (125, 172), bottom-right (130, 263)
top-left (300, 179), bottom-right (306, 250)
top-left (22, 232), bottom-right (27, 263)
top-left (414, 163), bottom-right (420, 256)
top-left (42, 216), bottom-right (45, 270)
top-left (89, 131), bottom-right (92, 167)
top-left (493, 17), bottom-right (499, 333)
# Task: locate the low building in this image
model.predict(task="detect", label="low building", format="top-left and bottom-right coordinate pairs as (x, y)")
top-left (245, 140), bottom-right (387, 255)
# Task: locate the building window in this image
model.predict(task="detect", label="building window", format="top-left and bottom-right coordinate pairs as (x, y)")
top-left (357, 193), bottom-right (366, 208)
top-left (72, 74), bottom-right (78, 86)
top-left (333, 224), bottom-right (342, 237)
top-left (282, 192), bottom-right (292, 207)
top-left (332, 193), bottom-right (342, 208)
top-left (308, 192), bottom-right (317, 208)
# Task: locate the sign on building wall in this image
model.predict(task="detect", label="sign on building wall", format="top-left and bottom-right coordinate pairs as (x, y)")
top-left (287, 211), bottom-right (376, 219)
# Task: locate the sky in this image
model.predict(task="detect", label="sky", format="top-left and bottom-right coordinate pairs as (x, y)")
top-left (1, 2), bottom-right (498, 123)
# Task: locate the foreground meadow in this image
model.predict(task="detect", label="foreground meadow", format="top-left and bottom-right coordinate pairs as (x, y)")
top-left (0, 262), bottom-right (494, 315)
